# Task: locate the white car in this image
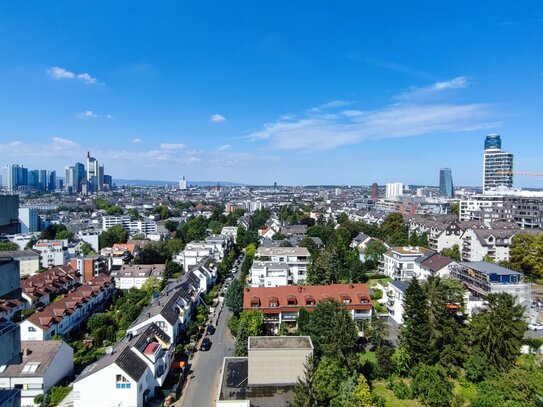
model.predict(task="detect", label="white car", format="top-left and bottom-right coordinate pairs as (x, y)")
top-left (528, 323), bottom-right (543, 331)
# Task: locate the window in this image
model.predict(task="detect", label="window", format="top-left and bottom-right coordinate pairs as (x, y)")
top-left (28, 327), bottom-right (36, 332)
top-left (22, 362), bottom-right (40, 373)
top-left (116, 374), bottom-right (131, 389)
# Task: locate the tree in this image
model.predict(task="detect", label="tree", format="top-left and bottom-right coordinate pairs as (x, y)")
top-left (305, 298), bottom-right (359, 367)
top-left (134, 248), bottom-right (164, 264)
top-left (450, 202), bottom-right (459, 216)
top-left (141, 276), bottom-right (163, 295)
top-left (99, 225), bottom-right (128, 248)
top-left (79, 242), bottom-right (96, 255)
top-left (411, 364), bottom-right (453, 407)
top-left (508, 233), bottom-right (543, 278)
top-left (296, 308), bottom-right (311, 336)
top-left (381, 213), bottom-right (408, 246)
top-left (225, 278), bottom-right (244, 316)
top-left (234, 311), bottom-right (264, 356)
top-left (425, 276), bottom-right (467, 367)
top-left (299, 237), bottom-right (318, 254)
top-left (440, 245), bottom-right (461, 261)
top-left (312, 356), bottom-right (349, 406)
top-left (391, 347), bottom-right (411, 377)
top-left (0, 241), bottom-right (19, 251)
top-left (349, 374), bottom-right (373, 407)
top-left (366, 314), bottom-right (388, 348)
top-left (468, 292), bottom-right (527, 372)
top-left (376, 345), bottom-right (396, 378)
top-left (292, 356), bottom-right (317, 407)
top-left (164, 220), bottom-right (179, 233)
top-left (363, 240), bottom-right (387, 264)
top-left (55, 229), bottom-right (74, 241)
top-left (400, 278), bottom-right (431, 365)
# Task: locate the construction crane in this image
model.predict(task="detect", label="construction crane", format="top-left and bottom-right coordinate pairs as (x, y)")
top-left (496, 171), bottom-right (543, 176)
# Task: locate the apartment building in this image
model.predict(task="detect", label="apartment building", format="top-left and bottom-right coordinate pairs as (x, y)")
top-left (20, 275), bottom-right (114, 341)
top-left (32, 240), bottom-right (68, 269)
top-left (110, 264), bottom-right (165, 290)
top-left (380, 246), bottom-right (433, 281)
top-left (243, 284), bottom-right (372, 332)
top-left (101, 216), bottom-right (157, 236)
top-left (251, 247), bottom-right (310, 286)
top-left (450, 262), bottom-right (531, 306)
top-left (70, 256), bottom-right (108, 283)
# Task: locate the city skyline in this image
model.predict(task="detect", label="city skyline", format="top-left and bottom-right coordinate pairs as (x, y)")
top-left (0, 1), bottom-right (542, 186)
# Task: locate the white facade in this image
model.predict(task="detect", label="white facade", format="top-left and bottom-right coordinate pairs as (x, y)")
top-left (33, 241), bottom-right (68, 269)
top-left (386, 281), bottom-right (409, 325)
top-left (77, 232), bottom-right (100, 252)
top-left (179, 176), bottom-right (188, 190)
top-left (381, 246), bottom-right (432, 281)
top-left (102, 216), bottom-right (158, 236)
top-left (385, 183), bottom-right (404, 198)
top-left (0, 340), bottom-right (74, 407)
top-left (252, 247), bottom-right (310, 285)
top-left (18, 208), bottom-right (39, 233)
top-left (483, 149), bottom-right (513, 192)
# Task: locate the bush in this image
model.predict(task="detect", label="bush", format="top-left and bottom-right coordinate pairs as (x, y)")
top-left (48, 385), bottom-right (72, 406)
top-left (411, 364), bottom-right (453, 407)
top-left (228, 315), bottom-right (240, 337)
top-left (464, 354), bottom-right (487, 383)
top-left (370, 288), bottom-right (383, 301)
top-left (393, 380), bottom-right (413, 400)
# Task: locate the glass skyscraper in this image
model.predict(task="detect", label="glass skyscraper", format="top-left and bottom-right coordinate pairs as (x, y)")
top-left (439, 168), bottom-right (454, 197)
top-left (483, 134), bottom-right (513, 192)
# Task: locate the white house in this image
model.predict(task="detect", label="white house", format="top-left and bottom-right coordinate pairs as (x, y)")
top-left (380, 246), bottom-right (433, 281)
top-left (251, 247), bottom-right (310, 285)
top-left (221, 226), bottom-right (238, 243)
top-left (110, 264), bottom-right (165, 290)
top-left (33, 240), bottom-right (69, 269)
top-left (386, 280), bottom-right (410, 325)
top-left (0, 340), bottom-right (73, 407)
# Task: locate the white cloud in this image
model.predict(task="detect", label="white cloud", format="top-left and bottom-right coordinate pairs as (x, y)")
top-left (307, 100), bottom-right (355, 113)
top-left (132, 138), bottom-right (142, 143)
top-left (396, 76), bottom-right (469, 101)
top-left (47, 66), bottom-right (101, 85)
top-left (52, 137), bottom-right (79, 151)
top-left (210, 114), bottom-right (227, 123)
top-left (160, 143), bottom-right (186, 150)
top-left (76, 110), bottom-right (112, 119)
top-left (218, 144), bottom-right (231, 151)
top-left (246, 80), bottom-right (497, 151)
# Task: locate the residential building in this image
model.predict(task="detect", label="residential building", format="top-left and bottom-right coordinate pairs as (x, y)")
top-left (77, 231), bottom-right (100, 253)
top-left (217, 336), bottom-right (313, 407)
top-left (450, 261), bottom-right (531, 307)
top-left (101, 216), bottom-right (157, 236)
top-left (385, 183), bottom-right (403, 198)
top-left (18, 208), bottom-right (38, 234)
top-left (380, 246), bottom-right (433, 281)
top-left (413, 252), bottom-right (455, 279)
top-left (220, 226), bottom-right (238, 243)
top-left (20, 265), bottom-right (80, 308)
top-left (439, 168), bottom-right (454, 198)
top-left (32, 240), bottom-right (68, 269)
top-left (483, 134), bottom-right (513, 192)
top-left (459, 227), bottom-right (530, 262)
top-left (110, 264), bottom-right (165, 290)
top-left (371, 182), bottom-right (379, 200)
top-left (175, 242), bottom-right (216, 272)
top-left (0, 340), bottom-right (73, 407)
top-left (70, 256), bottom-right (108, 283)
top-left (408, 215), bottom-right (463, 252)
top-left (252, 247), bottom-right (310, 285)
top-left (243, 284), bottom-right (372, 332)
top-left (74, 323), bottom-right (173, 407)
top-left (386, 280), bottom-right (410, 325)
top-left (20, 275), bottom-right (114, 341)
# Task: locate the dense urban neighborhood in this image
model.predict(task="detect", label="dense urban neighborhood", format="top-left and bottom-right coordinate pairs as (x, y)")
top-left (1, 134), bottom-right (543, 407)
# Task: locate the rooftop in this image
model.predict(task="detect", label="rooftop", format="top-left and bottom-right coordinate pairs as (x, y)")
top-left (0, 340), bottom-right (65, 378)
top-left (459, 261), bottom-right (522, 276)
top-left (255, 247), bottom-right (310, 257)
top-left (219, 357), bottom-right (295, 407)
top-left (248, 336), bottom-right (313, 350)
top-left (390, 246), bottom-right (432, 255)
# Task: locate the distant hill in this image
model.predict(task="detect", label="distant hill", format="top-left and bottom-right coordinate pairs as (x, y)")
top-left (113, 179), bottom-right (245, 187)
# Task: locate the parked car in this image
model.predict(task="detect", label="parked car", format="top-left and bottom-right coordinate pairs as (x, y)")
top-left (206, 325), bottom-right (216, 335)
top-left (200, 338), bottom-right (212, 351)
top-left (528, 323), bottom-right (543, 331)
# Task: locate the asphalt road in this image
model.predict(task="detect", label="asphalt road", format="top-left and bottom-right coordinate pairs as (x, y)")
top-left (179, 258), bottom-right (243, 407)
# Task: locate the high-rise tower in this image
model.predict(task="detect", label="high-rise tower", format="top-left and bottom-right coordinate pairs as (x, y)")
top-left (439, 168), bottom-right (454, 197)
top-left (483, 134), bottom-right (513, 192)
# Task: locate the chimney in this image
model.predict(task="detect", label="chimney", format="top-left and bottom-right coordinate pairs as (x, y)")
top-left (298, 286), bottom-right (302, 292)
top-left (22, 348), bottom-right (31, 357)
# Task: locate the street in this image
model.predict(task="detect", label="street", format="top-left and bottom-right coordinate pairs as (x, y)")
top-left (177, 258), bottom-right (243, 407)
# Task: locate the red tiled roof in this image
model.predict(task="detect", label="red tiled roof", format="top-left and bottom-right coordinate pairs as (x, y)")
top-left (243, 284), bottom-right (372, 312)
top-left (112, 243), bottom-right (137, 254)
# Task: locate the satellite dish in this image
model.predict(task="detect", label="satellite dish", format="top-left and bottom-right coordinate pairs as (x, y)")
top-left (105, 346), bottom-right (114, 355)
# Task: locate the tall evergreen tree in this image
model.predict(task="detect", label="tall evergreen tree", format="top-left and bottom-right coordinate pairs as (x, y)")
top-left (399, 278), bottom-right (431, 365)
top-left (468, 292), bottom-right (527, 372)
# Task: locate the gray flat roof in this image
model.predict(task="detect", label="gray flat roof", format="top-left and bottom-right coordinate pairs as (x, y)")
top-left (459, 261), bottom-right (522, 276)
top-left (219, 357), bottom-right (295, 407)
top-left (249, 336), bottom-right (313, 350)
top-left (389, 280), bottom-right (410, 293)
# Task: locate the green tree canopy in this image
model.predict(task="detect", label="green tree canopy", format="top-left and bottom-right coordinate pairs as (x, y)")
top-left (225, 278), bottom-right (244, 316)
top-left (234, 310), bottom-right (264, 356)
top-left (0, 241), bottom-right (19, 251)
top-left (99, 225), bottom-right (128, 248)
top-left (468, 292), bottom-right (527, 373)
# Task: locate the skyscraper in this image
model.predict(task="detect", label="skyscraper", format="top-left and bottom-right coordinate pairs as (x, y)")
top-left (386, 182), bottom-right (404, 198)
top-left (371, 182), bottom-right (379, 200)
top-left (48, 170), bottom-right (57, 191)
top-left (179, 176), bottom-right (188, 190)
top-left (483, 134), bottom-right (513, 192)
top-left (439, 168), bottom-right (454, 197)
top-left (75, 162), bottom-right (85, 192)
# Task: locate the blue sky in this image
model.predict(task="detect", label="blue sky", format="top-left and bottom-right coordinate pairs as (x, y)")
top-left (0, 1), bottom-right (542, 186)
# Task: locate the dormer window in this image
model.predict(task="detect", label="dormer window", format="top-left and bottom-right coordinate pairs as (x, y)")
top-left (304, 294), bottom-right (315, 306)
top-left (268, 296), bottom-right (279, 308)
top-left (250, 296), bottom-right (260, 308)
top-left (339, 293), bottom-right (351, 304)
top-left (287, 294), bottom-right (297, 306)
